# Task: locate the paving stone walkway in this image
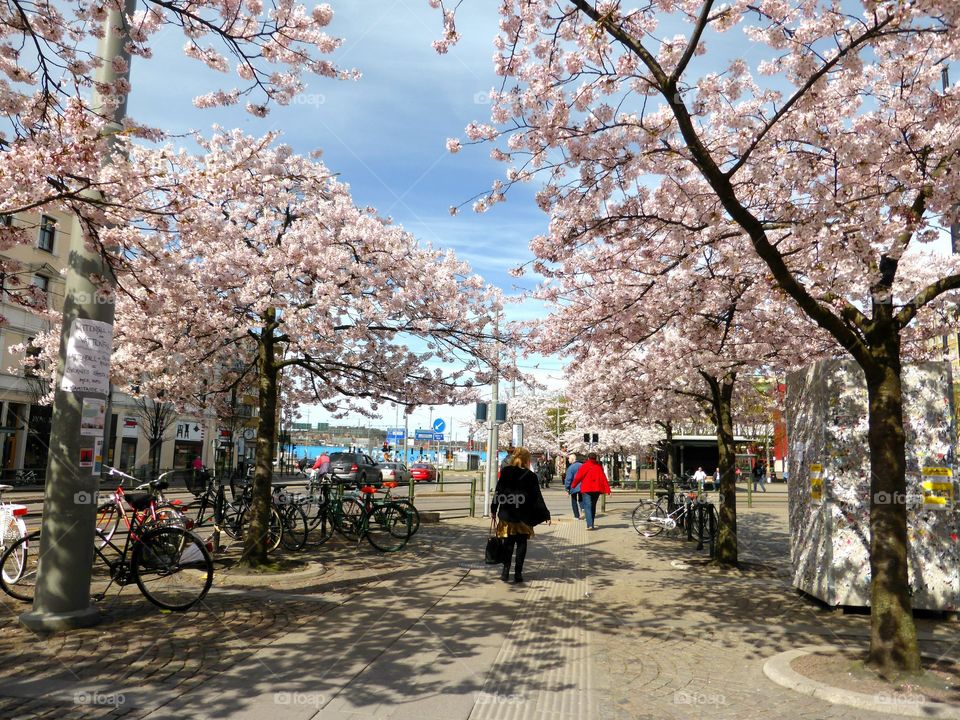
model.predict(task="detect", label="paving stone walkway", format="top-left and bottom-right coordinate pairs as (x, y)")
top-left (0, 486), bottom-right (955, 718)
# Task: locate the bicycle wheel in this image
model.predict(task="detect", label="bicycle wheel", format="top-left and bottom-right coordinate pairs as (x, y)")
top-left (237, 506), bottom-right (283, 552)
top-left (278, 503), bottom-right (309, 551)
top-left (304, 503), bottom-right (334, 545)
top-left (388, 499), bottom-right (420, 537)
top-left (0, 531), bottom-right (39, 601)
top-left (95, 500), bottom-right (121, 546)
top-left (634, 501), bottom-right (667, 538)
top-left (365, 505), bottom-right (410, 552)
top-left (132, 526), bottom-right (213, 611)
top-left (221, 500), bottom-right (245, 540)
top-left (334, 497), bottom-right (364, 540)
top-left (631, 500), bottom-right (660, 535)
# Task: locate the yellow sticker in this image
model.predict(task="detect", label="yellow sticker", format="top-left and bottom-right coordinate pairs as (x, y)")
top-left (921, 467), bottom-right (953, 477)
top-left (811, 476), bottom-right (823, 502)
top-left (921, 479), bottom-right (954, 508)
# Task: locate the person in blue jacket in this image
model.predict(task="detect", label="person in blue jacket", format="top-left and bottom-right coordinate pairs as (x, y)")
top-left (563, 452), bottom-right (584, 519)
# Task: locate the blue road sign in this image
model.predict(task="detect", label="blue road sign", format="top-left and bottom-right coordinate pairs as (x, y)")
top-left (432, 418), bottom-right (446, 433)
top-left (387, 431), bottom-right (405, 443)
top-left (414, 429), bottom-right (434, 441)
top-left (434, 433), bottom-right (444, 441)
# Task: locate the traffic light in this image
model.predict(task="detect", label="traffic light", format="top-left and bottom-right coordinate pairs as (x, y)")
top-left (382, 442), bottom-right (389, 453)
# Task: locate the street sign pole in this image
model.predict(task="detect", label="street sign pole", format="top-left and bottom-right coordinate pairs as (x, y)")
top-left (21, 0), bottom-right (136, 632)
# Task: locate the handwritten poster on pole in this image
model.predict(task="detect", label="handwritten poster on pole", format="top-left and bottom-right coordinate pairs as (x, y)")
top-left (60, 319), bottom-right (113, 395)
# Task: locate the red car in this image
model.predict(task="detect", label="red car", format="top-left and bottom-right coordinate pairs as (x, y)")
top-left (410, 463), bottom-right (437, 482)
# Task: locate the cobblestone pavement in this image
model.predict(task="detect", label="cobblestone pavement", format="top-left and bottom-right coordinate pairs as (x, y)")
top-left (0, 485), bottom-right (955, 718)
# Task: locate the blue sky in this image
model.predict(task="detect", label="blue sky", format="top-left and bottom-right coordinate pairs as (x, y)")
top-left (124, 2), bottom-right (566, 437)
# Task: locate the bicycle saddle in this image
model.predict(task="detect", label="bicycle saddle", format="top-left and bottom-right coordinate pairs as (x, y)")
top-left (359, 485), bottom-right (377, 494)
top-left (0, 484), bottom-right (12, 492)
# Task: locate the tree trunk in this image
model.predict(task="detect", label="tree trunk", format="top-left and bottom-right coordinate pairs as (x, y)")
top-left (241, 313), bottom-right (279, 568)
top-left (864, 342), bottom-right (920, 676)
top-left (149, 440), bottom-right (160, 476)
top-left (662, 421), bottom-right (675, 478)
top-left (707, 374), bottom-right (738, 566)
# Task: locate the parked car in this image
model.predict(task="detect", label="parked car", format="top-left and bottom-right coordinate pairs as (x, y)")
top-left (378, 461), bottom-right (411, 485)
top-left (410, 463), bottom-right (438, 482)
top-left (328, 452), bottom-right (382, 487)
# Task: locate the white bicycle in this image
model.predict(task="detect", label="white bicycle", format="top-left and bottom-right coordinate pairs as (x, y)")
top-left (0, 484), bottom-right (29, 583)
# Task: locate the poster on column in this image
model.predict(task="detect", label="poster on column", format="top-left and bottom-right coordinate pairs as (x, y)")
top-left (93, 438), bottom-right (103, 475)
top-left (809, 463), bottom-right (823, 504)
top-left (80, 397), bottom-right (107, 436)
top-left (921, 467), bottom-right (954, 509)
top-left (60, 318), bottom-right (113, 395)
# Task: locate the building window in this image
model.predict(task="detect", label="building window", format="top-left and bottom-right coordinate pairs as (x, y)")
top-left (31, 275), bottom-right (49, 294)
top-left (37, 215), bottom-right (55, 252)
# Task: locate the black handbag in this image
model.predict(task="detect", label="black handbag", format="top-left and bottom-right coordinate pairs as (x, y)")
top-left (485, 535), bottom-right (505, 564)
top-left (485, 517), bottom-right (505, 564)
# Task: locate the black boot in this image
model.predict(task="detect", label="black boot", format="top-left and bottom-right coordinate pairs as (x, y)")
top-left (500, 564), bottom-right (510, 582)
top-left (514, 536), bottom-right (527, 583)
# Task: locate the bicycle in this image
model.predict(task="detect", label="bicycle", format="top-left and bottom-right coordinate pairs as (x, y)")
top-left (13, 469), bottom-right (38, 486)
top-left (632, 488), bottom-right (716, 543)
top-left (345, 484), bottom-right (417, 552)
top-left (188, 476), bottom-right (283, 552)
top-left (0, 485), bottom-right (28, 584)
top-left (1, 499), bottom-right (213, 611)
top-left (95, 467), bottom-right (187, 547)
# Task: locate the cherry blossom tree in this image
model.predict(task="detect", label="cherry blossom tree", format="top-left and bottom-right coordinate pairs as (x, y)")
top-left (506, 393), bottom-right (565, 452)
top-left (433, 0), bottom-right (960, 675)
top-left (0, 0), bottom-right (356, 279)
top-left (105, 131), bottom-right (501, 566)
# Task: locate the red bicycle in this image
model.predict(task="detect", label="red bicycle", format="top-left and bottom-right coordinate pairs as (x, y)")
top-left (95, 467), bottom-right (186, 546)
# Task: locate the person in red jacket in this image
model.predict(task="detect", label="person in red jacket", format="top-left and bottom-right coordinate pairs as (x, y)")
top-left (573, 452), bottom-right (612, 530)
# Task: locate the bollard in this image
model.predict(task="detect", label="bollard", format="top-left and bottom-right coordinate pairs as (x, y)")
top-left (696, 502), bottom-right (705, 552)
top-left (686, 496), bottom-right (694, 541)
top-left (469, 476), bottom-right (476, 517)
top-left (649, 475), bottom-right (654, 499)
top-left (213, 484), bottom-right (225, 553)
top-left (439, 468), bottom-right (444, 492)
top-left (708, 503), bottom-right (717, 558)
top-left (408, 475), bottom-right (415, 502)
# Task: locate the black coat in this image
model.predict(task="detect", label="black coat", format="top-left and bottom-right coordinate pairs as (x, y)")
top-left (491, 465), bottom-right (551, 527)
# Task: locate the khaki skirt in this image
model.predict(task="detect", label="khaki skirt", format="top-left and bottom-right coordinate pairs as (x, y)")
top-left (495, 519), bottom-right (534, 538)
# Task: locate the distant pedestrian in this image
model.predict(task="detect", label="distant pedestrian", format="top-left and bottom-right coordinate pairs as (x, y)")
top-left (574, 452), bottom-right (612, 530)
top-left (752, 462), bottom-right (767, 492)
top-left (491, 447), bottom-right (551, 583)
top-left (311, 452), bottom-right (330, 479)
top-left (563, 452), bottom-right (584, 519)
top-left (693, 466), bottom-right (707, 491)
top-left (192, 454), bottom-right (203, 471)
top-left (713, 467), bottom-right (720, 487)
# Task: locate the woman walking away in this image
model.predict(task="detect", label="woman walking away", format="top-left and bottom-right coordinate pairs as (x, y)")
top-left (574, 452), bottom-right (612, 530)
top-left (491, 447), bottom-right (551, 583)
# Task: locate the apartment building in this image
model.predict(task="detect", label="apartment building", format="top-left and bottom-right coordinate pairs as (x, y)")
top-left (0, 211), bottom-right (222, 478)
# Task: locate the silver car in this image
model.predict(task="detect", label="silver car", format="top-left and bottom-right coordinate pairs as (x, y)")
top-left (378, 461), bottom-right (411, 486)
